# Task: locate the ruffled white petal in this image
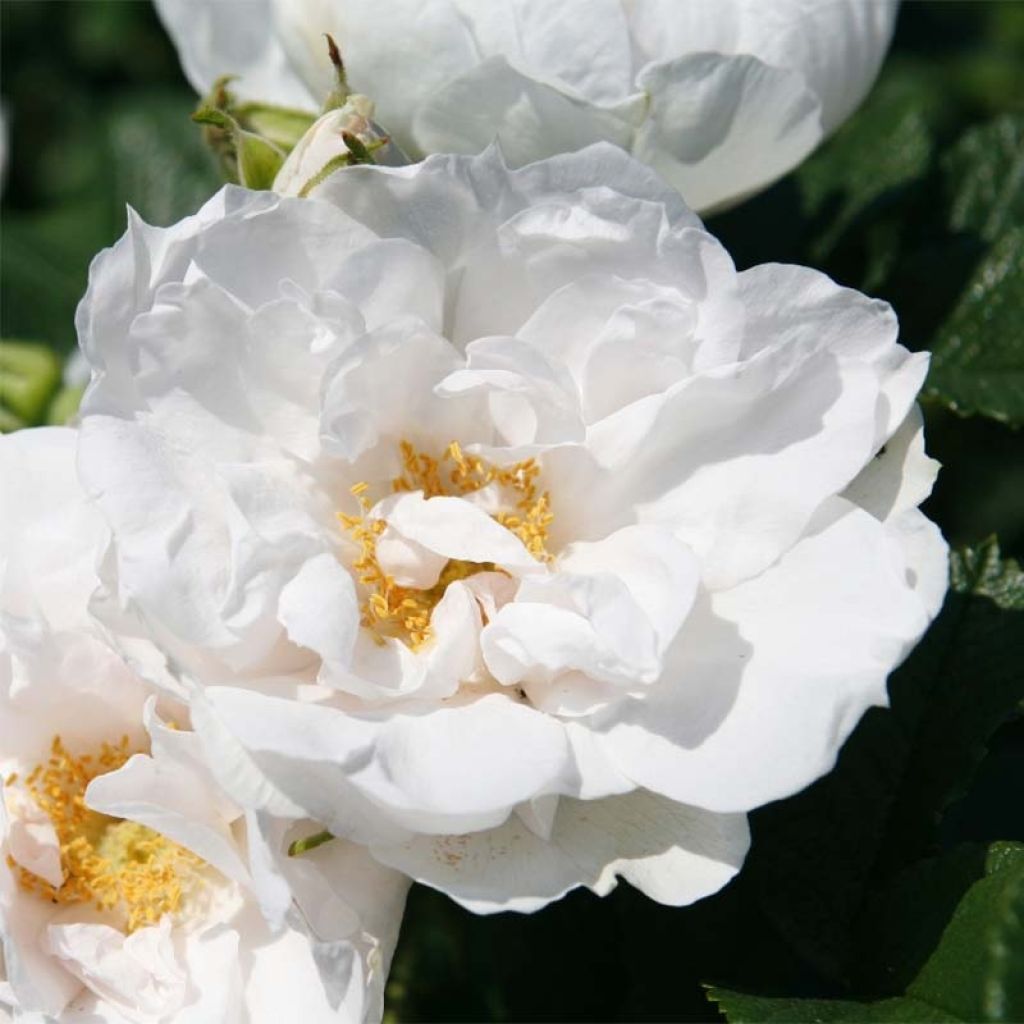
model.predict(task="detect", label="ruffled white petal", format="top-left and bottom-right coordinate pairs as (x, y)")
top-left (160, 0), bottom-right (897, 211)
top-left (413, 56), bottom-right (641, 167)
top-left (198, 687), bottom-right (576, 838)
top-left (596, 500), bottom-right (933, 813)
top-left (629, 0), bottom-right (897, 133)
top-left (372, 789), bottom-right (748, 914)
top-left (482, 526), bottom-right (698, 711)
top-left (153, 0), bottom-right (315, 106)
top-left (0, 428), bottom-right (107, 631)
top-left (845, 406), bottom-right (941, 523)
top-left (635, 53), bottom-right (821, 213)
top-left (44, 918), bottom-right (187, 1023)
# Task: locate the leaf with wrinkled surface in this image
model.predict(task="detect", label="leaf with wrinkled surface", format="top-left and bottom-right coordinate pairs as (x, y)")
top-left (745, 539), bottom-right (1024, 980)
top-left (711, 842), bottom-right (1024, 1023)
top-left (944, 115), bottom-right (1024, 243)
top-left (926, 227), bottom-right (1024, 425)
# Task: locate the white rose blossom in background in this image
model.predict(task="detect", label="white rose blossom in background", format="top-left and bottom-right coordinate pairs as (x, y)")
top-left (74, 143), bottom-right (947, 915)
top-left (0, 428), bottom-right (408, 1023)
top-left (155, 0), bottom-right (899, 212)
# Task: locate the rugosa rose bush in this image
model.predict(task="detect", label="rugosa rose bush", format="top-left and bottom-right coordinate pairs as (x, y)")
top-left (0, 428), bottom-right (408, 1023)
top-left (74, 144), bottom-right (947, 914)
top-left (155, 0), bottom-right (898, 212)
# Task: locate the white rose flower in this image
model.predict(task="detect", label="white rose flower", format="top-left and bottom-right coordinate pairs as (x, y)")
top-left (75, 144), bottom-right (946, 915)
top-left (154, 0), bottom-right (898, 212)
top-left (0, 428), bottom-right (408, 1023)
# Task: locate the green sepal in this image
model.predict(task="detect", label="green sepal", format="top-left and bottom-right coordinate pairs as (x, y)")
top-left (235, 103), bottom-right (317, 151)
top-left (193, 107), bottom-right (286, 190)
top-left (288, 829), bottom-right (335, 856)
top-left (322, 33), bottom-right (351, 112)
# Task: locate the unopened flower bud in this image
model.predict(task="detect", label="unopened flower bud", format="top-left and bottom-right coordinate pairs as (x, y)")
top-left (272, 95), bottom-right (407, 197)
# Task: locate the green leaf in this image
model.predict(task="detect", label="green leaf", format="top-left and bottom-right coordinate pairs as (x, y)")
top-left (107, 92), bottom-right (222, 226)
top-left (710, 842), bottom-right (1024, 1023)
top-left (878, 539), bottom-right (1024, 873)
top-left (744, 540), bottom-right (1024, 981)
top-left (925, 227), bottom-right (1024, 425)
top-left (46, 385), bottom-right (85, 426)
top-left (0, 199), bottom-right (112, 352)
top-left (907, 843), bottom-right (1024, 1021)
top-left (0, 406), bottom-right (27, 434)
top-left (0, 340), bottom-right (62, 422)
top-left (922, 116), bottom-right (1024, 425)
top-left (707, 990), bottom-right (959, 1023)
top-left (796, 67), bottom-right (936, 266)
top-left (951, 532), bottom-right (1024, 609)
top-left (1, 92), bottom-right (220, 351)
top-left (944, 115), bottom-right (1024, 243)
top-left (854, 845), bottom-right (991, 995)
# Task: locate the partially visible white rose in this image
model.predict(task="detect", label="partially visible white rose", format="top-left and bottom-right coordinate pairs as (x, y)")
top-left (0, 428), bottom-right (408, 1023)
top-left (75, 144), bottom-right (946, 915)
top-left (155, 0), bottom-right (898, 212)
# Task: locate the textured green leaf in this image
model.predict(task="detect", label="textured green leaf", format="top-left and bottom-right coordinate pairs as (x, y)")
top-left (878, 539), bottom-right (1024, 872)
top-left (1, 92), bottom-right (218, 351)
top-left (707, 989), bottom-right (959, 1023)
top-left (907, 843), bottom-right (1024, 1021)
top-left (925, 117), bottom-right (1024, 425)
top-left (0, 199), bottom-right (112, 352)
top-left (107, 92), bottom-right (221, 226)
top-left (0, 339), bottom-right (62, 422)
top-left (855, 845), bottom-right (990, 996)
top-left (746, 540), bottom-right (1024, 980)
top-left (944, 115), bottom-right (1024, 242)
top-left (711, 843), bottom-right (1024, 1023)
top-left (796, 68), bottom-right (936, 266)
top-left (925, 227), bottom-right (1024, 425)
top-left (952, 536), bottom-right (1024, 608)
top-left (0, 406), bottom-right (27, 433)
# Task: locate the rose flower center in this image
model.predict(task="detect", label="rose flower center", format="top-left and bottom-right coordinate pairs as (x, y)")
top-left (340, 440), bottom-right (554, 650)
top-left (8, 736), bottom-right (204, 932)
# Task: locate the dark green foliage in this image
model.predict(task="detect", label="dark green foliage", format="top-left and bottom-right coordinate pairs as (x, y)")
top-left (710, 841), bottom-right (1024, 1022)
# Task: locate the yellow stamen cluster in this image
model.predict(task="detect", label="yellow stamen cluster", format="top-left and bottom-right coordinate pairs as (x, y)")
top-left (340, 440), bottom-right (554, 649)
top-left (8, 736), bottom-right (204, 933)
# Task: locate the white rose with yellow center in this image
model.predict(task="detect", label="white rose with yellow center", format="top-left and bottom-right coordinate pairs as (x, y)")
top-left (0, 429), bottom-right (408, 1023)
top-left (155, 0), bottom-right (898, 212)
top-left (75, 144), bottom-right (946, 914)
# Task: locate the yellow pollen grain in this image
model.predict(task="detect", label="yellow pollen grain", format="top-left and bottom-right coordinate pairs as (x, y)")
top-left (12, 735), bottom-right (204, 933)
top-left (339, 440), bottom-right (555, 650)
